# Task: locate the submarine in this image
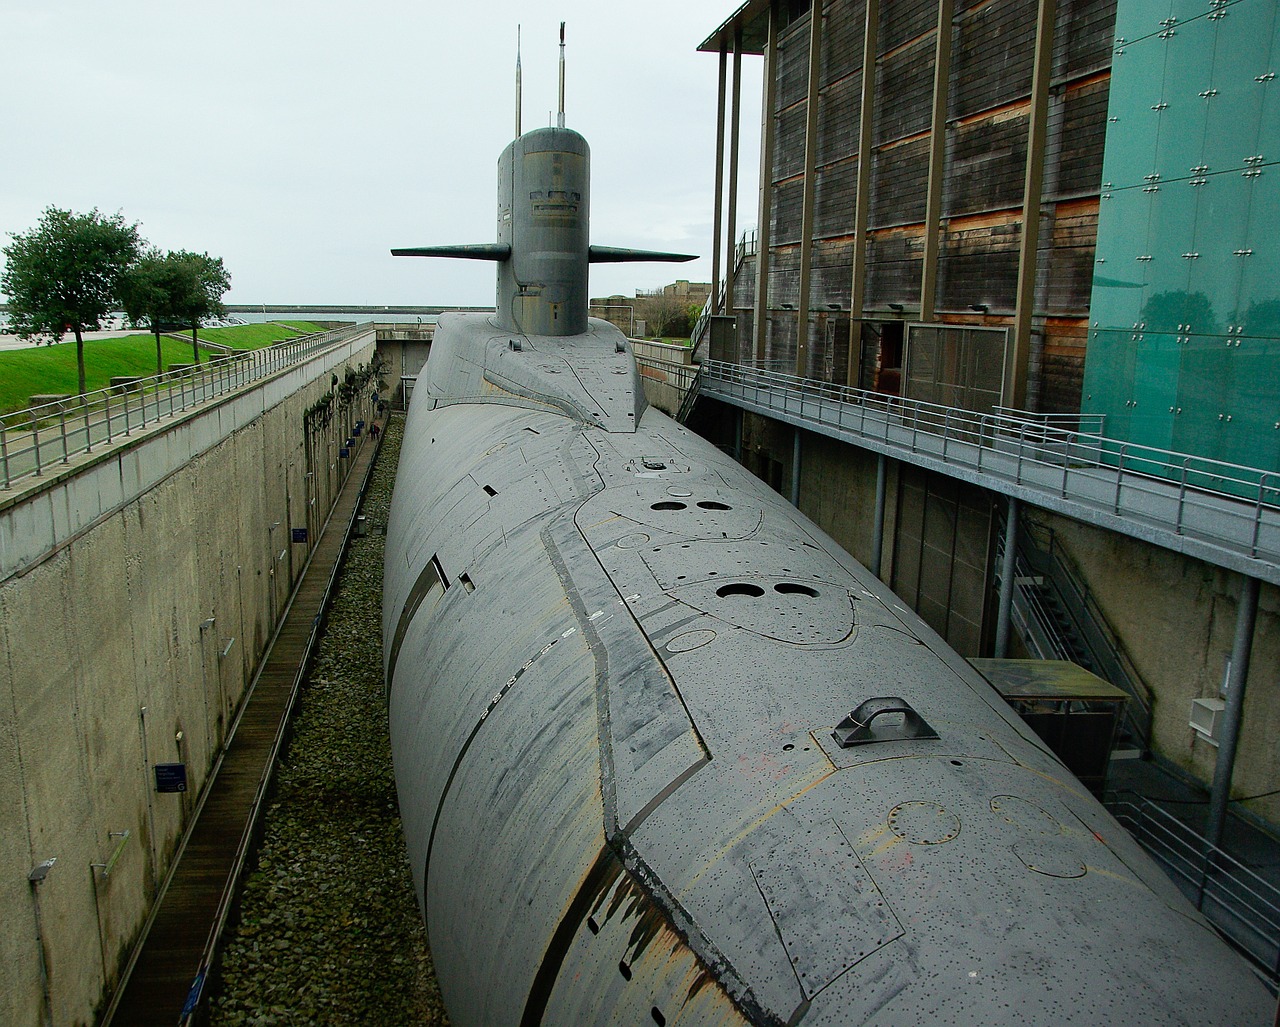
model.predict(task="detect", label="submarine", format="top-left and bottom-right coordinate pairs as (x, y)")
top-left (383, 37), bottom-right (1274, 1027)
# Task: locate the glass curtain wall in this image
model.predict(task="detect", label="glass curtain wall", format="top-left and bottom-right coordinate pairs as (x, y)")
top-left (1083, 0), bottom-right (1280, 473)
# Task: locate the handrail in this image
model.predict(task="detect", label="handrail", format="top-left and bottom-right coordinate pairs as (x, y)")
top-left (676, 364), bottom-right (704, 424)
top-left (1108, 790), bottom-right (1280, 984)
top-left (0, 325), bottom-right (368, 491)
top-left (692, 228), bottom-right (758, 353)
top-left (700, 360), bottom-right (1280, 582)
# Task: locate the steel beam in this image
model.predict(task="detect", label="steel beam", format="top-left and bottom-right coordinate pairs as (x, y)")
top-left (1207, 574), bottom-right (1260, 849)
top-left (754, 4), bottom-right (778, 363)
top-left (994, 496), bottom-right (1020, 657)
top-left (795, 0), bottom-right (825, 377)
top-left (919, 0), bottom-right (954, 321)
top-left (848, 0), bottom-right (881, 386)
top-left (712, 45), bottom-right (728, 315)
top-left (791, 428), bottom-right (802, 506)
top-left (872, 452), bottom-right (887, 578)
top-left (1009, 0), bottom-right (1058, 408)
top-left (725, 30), bottom-right (744, 313)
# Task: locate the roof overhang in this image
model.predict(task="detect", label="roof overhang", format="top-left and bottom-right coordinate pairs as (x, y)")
top-left (697, 0), bottom-right (773, 54)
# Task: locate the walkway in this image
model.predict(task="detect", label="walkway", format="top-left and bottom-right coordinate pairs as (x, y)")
top-left (698, 361), bottom-right (1280, 586)
top-left (102, 416), bottom-right (385, 1027)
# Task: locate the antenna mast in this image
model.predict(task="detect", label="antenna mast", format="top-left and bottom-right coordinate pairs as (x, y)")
top-left (515, 25), bottom-right (522, 137)
top-left (557, 22), bottom-right (566, 128)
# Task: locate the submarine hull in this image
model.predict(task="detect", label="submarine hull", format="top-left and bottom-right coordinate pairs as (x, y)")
top-left (383, 311), bottom-right (1273, 1026)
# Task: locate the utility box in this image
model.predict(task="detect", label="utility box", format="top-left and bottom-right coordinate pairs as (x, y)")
top-left (970, 659), bottom-right (1128, 797)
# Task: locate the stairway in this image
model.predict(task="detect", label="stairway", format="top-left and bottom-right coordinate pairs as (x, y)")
top-left (996, 514), bottom-right (1153, 753)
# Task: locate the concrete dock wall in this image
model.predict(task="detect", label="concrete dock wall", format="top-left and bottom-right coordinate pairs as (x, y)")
top-left (0, 330), bottom-right (376, 1025)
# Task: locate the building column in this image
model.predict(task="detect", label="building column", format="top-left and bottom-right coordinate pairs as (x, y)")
top-left (848, 0), bottom-right (881, 385)
top-left (754, 3), bottom-right (778, 364)
top-left (1009, 0), bottom-right (1058, 409)
top-left (919, 0), bottom-right (955, 321)
top-left (791, 428), bottom-right (802, 506)
top-left (796, 0), bottom-right (825, 377)
top-left (1206, 574), bottom-right (1260, 849)
top-left (871, 452), bottom-right (887, 578)
top-left (712, 45), bottom-right (728, 315)
top-left (725, 29), bottom-right (744, 314)
top-left (994, 496), bottom-right (1020, 657)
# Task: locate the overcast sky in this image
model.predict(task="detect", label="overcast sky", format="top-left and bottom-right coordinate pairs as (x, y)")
top-left (1, 1), bottom-right (761, 308)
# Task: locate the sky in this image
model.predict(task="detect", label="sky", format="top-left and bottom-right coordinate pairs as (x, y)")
top-left (1, 1), bottom-right (761, 308)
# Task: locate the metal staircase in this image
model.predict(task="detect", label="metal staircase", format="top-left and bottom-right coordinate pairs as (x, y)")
top-left (691, 230), bottom-right (757, 358)
top-left (995, 512), bottom-right (1154, 752)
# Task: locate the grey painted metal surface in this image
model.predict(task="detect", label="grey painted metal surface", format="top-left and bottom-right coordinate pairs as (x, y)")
top-left (383, 129), bottom-right (1273, 1025)
top-left (700, 360), bottom-right (1280, 586)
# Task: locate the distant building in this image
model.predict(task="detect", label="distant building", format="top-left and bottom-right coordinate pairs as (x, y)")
top-left (590, 280), bottom-right (712, 337)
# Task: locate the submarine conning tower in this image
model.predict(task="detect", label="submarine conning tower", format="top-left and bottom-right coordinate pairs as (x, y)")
top-left (391, 125), bottom-right (694, 334)
top-left (497, 127), bottom-right (590, 336)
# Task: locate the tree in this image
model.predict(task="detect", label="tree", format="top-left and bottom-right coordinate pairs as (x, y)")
top-left (170, 250), bottom-right (231, 365)
top-left (639, 290), bottom-right (693, 339)
top-left (119, 248), bottom-right (187, 375)
top-left (1, 206), bottom-right (141, 395)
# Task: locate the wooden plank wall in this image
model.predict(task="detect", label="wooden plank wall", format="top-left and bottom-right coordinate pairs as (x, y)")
top-left (741, 0), bottom-right (1117, 412)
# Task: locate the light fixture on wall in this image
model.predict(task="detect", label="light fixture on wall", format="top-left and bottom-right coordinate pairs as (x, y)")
top-left (888, 302), bottom-right (904, 312)
top-left (780, 303), bottom-right (795, 310)
top-left (970, 303), bottom-right (990, 313)
top-left (826, 303), bottom-right (844, 311)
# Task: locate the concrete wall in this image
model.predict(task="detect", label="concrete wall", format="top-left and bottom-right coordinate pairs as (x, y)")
top-left (1041, 513), bottom-right (1280, 826)
top-left (632, 339), bottom-right (694, 417)
top-left (373, 325), bottom-right (432, 410)
top-left (0, 330), bottom-right (376, 1025)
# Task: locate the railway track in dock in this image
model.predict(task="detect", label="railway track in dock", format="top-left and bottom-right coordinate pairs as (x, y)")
top-left (104, 415), bottom-right (444, 1026)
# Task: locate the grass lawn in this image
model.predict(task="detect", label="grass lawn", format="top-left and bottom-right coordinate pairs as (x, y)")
top-left (193, 321), bottom-right (326, 350)
top-left (0, 322), bottom-right (328, 415)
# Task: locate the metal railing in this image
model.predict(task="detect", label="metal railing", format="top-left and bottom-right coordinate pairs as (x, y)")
top-left (1108, 791), bottom-right (1280, 984)
top-left (633, 355), bottom-right (702, 422)
top-left (701, 360), bottom-right (1280, 580)
top-left (1, 325), bottom-right (368, 490)
top-left (994, 514), bottom-right (1153, 749)
top-left (676, 364), bottom-right (704, 424)
top-left (692, 228), bottom-right (758, 353)
top-left (1018, 517), bottom-right (1154, 743)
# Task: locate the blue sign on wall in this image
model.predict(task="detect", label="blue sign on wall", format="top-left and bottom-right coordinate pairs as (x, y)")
top-left (291, 527), bottom-right (308, 543)
top-left (155, 763), bottom-right (187, 793)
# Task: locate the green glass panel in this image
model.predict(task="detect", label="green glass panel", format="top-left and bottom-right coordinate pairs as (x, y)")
top-left (1129, 331), bottom-right (1179, 451)
top-left (1223, 335), bottom-right (1280, 470)
top-left (1114, 0), bottom-right (1175, 47)
top-left (1245, 0), bottom-right (1280, 161)
top-left (1236, 168), bottom-right (1280, 336)
top-left (1091, 187), bottom-right (1153, 331)
top-left (1254, 80), bottom-right (1280, 164)
top-left (1185, 172), bottom-right (1250, 335)
top-left (1168, 0), bottom-right (1214, 31)
top-left (1100, 42), bottom-right (1168, 190)
top-left (1155, 20), bottom-right (1217, 179)
top-left (1201, 0), bottom-right (1276, 170)
top-left (1172, 332), bottom-right (1229, 457)
top-left (1140, 182), bottom-right (1196, 328)
top-left (1082, 328), bottom-right (1136, 438)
